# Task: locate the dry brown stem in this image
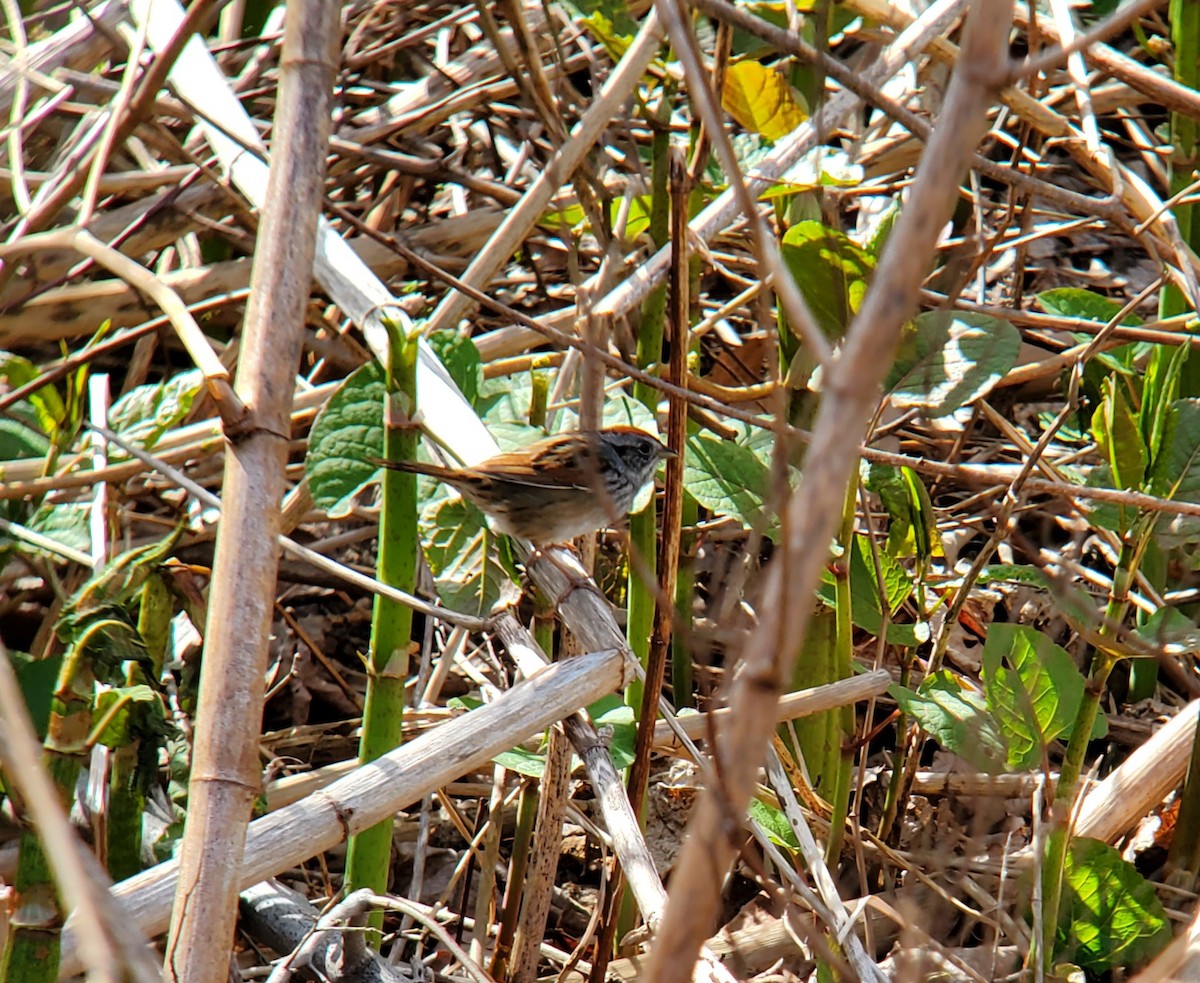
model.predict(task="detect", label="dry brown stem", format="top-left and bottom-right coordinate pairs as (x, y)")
top-left (644, 3), bottom-right (1014, 979)
top-left (160, 3), bottom-right (340, 980)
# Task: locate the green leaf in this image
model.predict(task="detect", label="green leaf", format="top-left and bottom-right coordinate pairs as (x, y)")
top-left (684, 429), bottom-right (772, 533)
top-left (1133, 606), bottom-right (1200, 657)
top-left (590, 698), bottom-right (637, 771)
top-left (427, 331), bottom-right (482, 407)
top-left (0, 417), bottom-right (50, 461)
top-left (890, 671), bottom-right (1009, 774)
top-left (1146, 398), bottom-right (1200, 546)
top-left (478, 372), bottom-right (539, 430)
top-left (539, 202), bottom-right (586, 232)
top-left (94, 684), bottom-right (162, 748)
top-left (887, 312), bottom-right (1021, 418)
top-left (1038, 288), bottom-right (1146, 377)
top-left (573, 0), bottom-right (638, 55)
top-left (863, 462), bottom-right (942, 560)
top-left (0, 352), bottom-right (66, 438)
top-left (614, 195), bottom-right (653, 242)
top-left (25, 500), bottom-right (92, 558)
top-left (1141, 341), bottom-right (1186, 463)
top-left (419, 496), bottom-right (516, 617)
top-left (1037, 288), bottom-right (1143, 326)
top-left (973, 563), bottom-right (1053, 588)
top-left (108, 370), bottom-right (203, 450)
top-left (780, 220), bottom-right (875, 340)
top-left (306, 362), bottom-right (386, 517)
top-left (817, 535), bottom-right (927, 645)
top-left (755, 151), bottom-right (863, 198)
top-left (1057, 837), bottom-right (1171, 971)
top-left (493, 745), bottom-right (550, 778)
top-left (1091, 375), bottom-right (1146, 492)
top-left (11, 650), bottom-right (63, 739)
top-left (980, 624), bottom-right (1085, 771)
top-left (1083, 463), bottom-right (1125, 534)
top-left (58, 530), bottom-right (182, 639)
top-left (748, 796), bottom-right (799, 849)
top-left (557, 393), bottom-right (659, 436)
top-left (721, 60), bottom-right (807, 142)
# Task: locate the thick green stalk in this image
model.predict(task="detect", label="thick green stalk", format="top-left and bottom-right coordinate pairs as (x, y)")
top-left (625, 120), bottom-right (672, 708)
top-left (1039, 651), bottom-right (1115, 971)
top-left (1163, 0), bottom-right (1200, 348)
top-left (491, 779), bottom-right (539, 978)
top-left (671, 496), bottom-right (697, 708)
top-left (0, 648), bottom-right (94, 983)
top-left (1168, 712), bottom-right (1200, 874)
top-left (823, 484), bottom-right (857, 864)
top-left (1041, 536), bottom-right (1138, 968)
top-left (786, 481), bottom-right (855, 866)
top-left (106, 571), bottom-right (174, 881)
top-left (1136, 1), bottom-right (1200, 700)
top-left (344, 321), bottom-right (419, 940)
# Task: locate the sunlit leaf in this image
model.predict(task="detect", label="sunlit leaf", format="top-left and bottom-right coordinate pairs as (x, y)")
top-left (888, 312), bottom-right (1020, 417)
top-left (1057, 837), bottom-right (1171, 971)
top-left (419, 496), bottom-right (516, 616)
top-left (306, 362), bottom-right (385, 517)
top-left (781, 220), bottom-right (874, 340)
top-left (981, 624), bottom-right (1086, 771)
top-left (721, 60), bottom-right (807, 142)
top-left (891, 671), bottom-right (1009, 774)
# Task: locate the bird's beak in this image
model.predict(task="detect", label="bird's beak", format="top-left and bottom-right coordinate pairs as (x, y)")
top-left (661, 445), bottom-right (678, 459)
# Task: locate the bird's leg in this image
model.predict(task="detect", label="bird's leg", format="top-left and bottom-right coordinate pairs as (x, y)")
top-left (525, 544), bottom-right (599, 609)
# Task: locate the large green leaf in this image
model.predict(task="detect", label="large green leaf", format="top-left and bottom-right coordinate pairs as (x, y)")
top-left (817, 535), bottom-right (927, 646)
top-left (890, 671), bottom-right (1009, 774)
top-left (0, 352), bottom-right (59, 462)
top-left (887, 311), bottom-right (1020, 418)
top-left (1038, 287), bottom-right (1147, 379)
top-left (684, 429), bottom-right (772, 534)
top-left (863, 462), bottom-right (942, 561)
top-left (981, 624), bottom-right (1085, 771)
top-left (427, 331), bottom-right (482, 408)
top-left (749, 796), bottom-right (799, 850)
top-left (1057, 837), bottom-right (1171, 971)
top-left (306, 362), bottom-right (386, 517)
top-left (0, 352), bottom-right (66, 439)
top-left (419, 496), bottom-right (515, 617)
top-left (1091, 375), bottom-right (1146, 492)
top-left (780, 220), bottom-right (875, 340)
top-left (1147, 398), bottom-right (1200, 546)
top-left (26, 500), bottom-right (92, 558)
top-left (0, 418), bottom-right (50, 461)
top-left (1036, 287), bottom-right (1143, 327)
top-left (94, 684), bottom-right (165, 748)
top-left (108, 369), bottom-right (203, 450)
top-left (10, 649), bottom-right (62, 739)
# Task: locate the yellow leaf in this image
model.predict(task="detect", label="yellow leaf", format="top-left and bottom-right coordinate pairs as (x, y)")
top-left (721, 61), bottom-right (807, 142)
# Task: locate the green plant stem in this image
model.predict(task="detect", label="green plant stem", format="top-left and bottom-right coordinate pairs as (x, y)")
top-left (671, 497), bottom-right (697, 708)
top-left (823, 482), bottom-right (856, 863)
top-left (344, 321), bottom-right (418, 941)
top-left (1040, 650), bottom-right (1115, 970)
top-left (1041, 537), bottom-right (1138, 968)
top-left (625, 118), bottom-right (671, 714)
top-left (491, 778), bottom-right (539, 978)
top-left (105, 570), bottom-right (174, 881)
top-left (1164, 0), bottom-right (1199, 360)
top-left (876, 651), bottom-right (912, 845)
top-left (1, 650), bottom-right (95, 983)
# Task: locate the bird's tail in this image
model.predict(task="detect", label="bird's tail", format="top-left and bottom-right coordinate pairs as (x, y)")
top-left (368, 457), bottom-right (457, 481)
